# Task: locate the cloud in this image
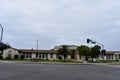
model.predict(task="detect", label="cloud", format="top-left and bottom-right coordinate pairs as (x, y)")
top-left (0, 0), bottom-right (120, 50)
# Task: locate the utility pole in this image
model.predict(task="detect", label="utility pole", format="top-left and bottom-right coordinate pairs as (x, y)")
top-left (35, 39), bottom-right (39, 59)
top-left (0, 24), bottom-right (3, 57)
top-left (0, 24), bottom-right (3, 42)
top-left (37, 39), bottom-right (38, 50)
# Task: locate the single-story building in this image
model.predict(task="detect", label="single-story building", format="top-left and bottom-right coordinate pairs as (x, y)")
top-left (3, 48), bottom-right (58, 60)
top-left (2, 47), bottom-right (81, 61)
top-left (105, 51), bottom-right (120, 60)
top-left (2, 47), bottom-right (120, 61)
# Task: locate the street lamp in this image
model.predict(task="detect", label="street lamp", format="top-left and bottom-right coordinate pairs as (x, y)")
top-left (0, 24), bottom-right (3, 42)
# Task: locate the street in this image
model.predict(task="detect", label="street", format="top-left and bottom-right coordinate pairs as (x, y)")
top-left (0, 62), bottom-right (120, 80)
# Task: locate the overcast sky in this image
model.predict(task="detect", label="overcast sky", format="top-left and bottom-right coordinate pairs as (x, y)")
top-left (0, 0), bottom-right (120, 50)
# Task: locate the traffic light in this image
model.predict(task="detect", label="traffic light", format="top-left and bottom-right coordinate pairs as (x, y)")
top-left (102, 49), bottom-right (106, 54)
top-left (87, 38), bottom-right (90, 43)
top-left (91, 41), bottom-right (96, 44)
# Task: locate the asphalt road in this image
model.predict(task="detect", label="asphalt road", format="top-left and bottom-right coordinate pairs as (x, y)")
top-left (0, 62), bottom-right (120, 80)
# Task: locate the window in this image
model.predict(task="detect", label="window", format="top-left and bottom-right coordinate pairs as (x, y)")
top-left (42, 54), bottom-right (45, 58)
top-left (39, 54), bottom-right (41, 58)
top-left (106, 54), bottom-right (109, 60)
top-left (108, 54), bottom-right (111, 60)
top-left (36, 53), bottom-right (38, 58)
top-left (29, 53), bottom-right (32, 58)
top-left (41, 54), bottom-right (43, 58)
top-left (119, 54), bottom-right (120, 59)
top-left (22, 53), bottom-right (25, 58)
top-left (50, 54), bottom-right (53, 59)
top-left (46, 54), bottom-right (48, 59)
top-left (23, 53), bottom-right (25, 56)
top-left (26, 53), bottom-right (28, 58)
top-left (111, 54), bottom-right (113, 60)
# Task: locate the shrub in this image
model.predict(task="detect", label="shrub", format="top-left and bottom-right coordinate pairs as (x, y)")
top-left (20, 55), bottom-right (25, 60)
top-left (14, 54), bottom-right (19, 60)
top-left (58, 56), bottom-right (62, 60)
top-left (0, 55), bottom-right (2, 59)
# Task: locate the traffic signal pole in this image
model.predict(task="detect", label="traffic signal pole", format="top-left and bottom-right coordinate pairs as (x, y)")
top-left (87, 38), bottom-right (106, 62)
top-left (87, 38), bottom-right (104, 49)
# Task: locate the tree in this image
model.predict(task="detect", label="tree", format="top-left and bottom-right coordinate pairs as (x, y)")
top-left (14, 54), bottom-right (19, 60)
top-left (90, 45), bottom-right (101, 61)
top-left (57, 45), bottom-right (70, 61)
top-left (70, 49), bottom-right (76, 59)
top-left (0, 42), bottom-right (12, 56)
top-left (77, 45), bottom-right (90, 61)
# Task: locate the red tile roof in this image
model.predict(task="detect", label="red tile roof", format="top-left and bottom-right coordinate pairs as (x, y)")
top-left (17, 49), bottom-right (58, 54)
top-left (106, 51), bottom-right (120, 54)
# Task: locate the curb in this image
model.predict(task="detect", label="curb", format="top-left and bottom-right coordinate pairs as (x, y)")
top-left (15, 61), bottom-right (92, 65)
top-left (2, 61), bottom-right (120, 67)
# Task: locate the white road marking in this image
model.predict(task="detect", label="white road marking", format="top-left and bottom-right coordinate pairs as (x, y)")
top-left (44, 68), bottom-right (56, 71)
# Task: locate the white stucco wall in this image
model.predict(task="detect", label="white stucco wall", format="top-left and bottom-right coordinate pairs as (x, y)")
top-left (76, 54), bottom-right (81, 61)
top-left (48, 54), bottom-right (57, 60)
top-left (67, 55), bottom-right (71, 60)
top-left (23, 53), bottom-right (58, 60)
top-left (47, 54), bottom-right (51, 60)
top-left (115, 53), bottom-right (120, 60)
top-left (53, 54), bottom-right (57, 60)
top-left (3, 48), bottom-right (19, 59)
top-left (32, 54), bottom-right (36, 59)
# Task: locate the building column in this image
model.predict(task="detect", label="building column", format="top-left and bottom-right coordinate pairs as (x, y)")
top-left (32, 53), bottom-right (36, 59)
top-left (113, 54), bottom-right (116, 60)
top-left (41, 54), bottom-right (43, 59)
top-left (53, 54), bottom-right (57, 60)
top-left (47, 54), bottom-right (50, 60)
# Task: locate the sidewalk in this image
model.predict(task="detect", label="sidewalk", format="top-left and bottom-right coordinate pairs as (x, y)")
top-left (92, 63), bottom-right (120, 68)
top-left (0, 60), bottom-right (120, 68)
top-left (0, 60), bottom-right (91, 65)
top-left (0, 60), bottom-right (16, 63)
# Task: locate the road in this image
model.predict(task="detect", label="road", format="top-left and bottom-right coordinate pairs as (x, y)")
top-left (0, 62), bottom-right (120, 80)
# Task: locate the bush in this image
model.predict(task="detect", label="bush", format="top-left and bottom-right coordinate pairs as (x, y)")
top-left (20, 55), bottom-right (25, 60)
top-left (0, 55), bottom-right (2, 59)
top-left (58, 56), bottom-right (62, 60)
top-left (14, 55), bottom-right (19, 60)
